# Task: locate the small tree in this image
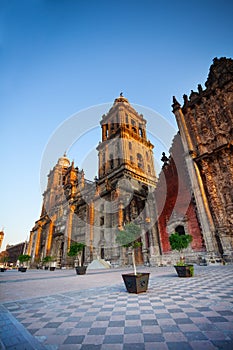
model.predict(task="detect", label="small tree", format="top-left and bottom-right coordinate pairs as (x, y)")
top-left (68, 242), bottom-right (85, 267)
top-left (42, 255), bottom-right (54, 266)
top-left (169, 232), bottom-right (193, 264)
top-left (18, 254), bottom-right (31, 267)
top-left (116, 222), bottom-right (142, 275)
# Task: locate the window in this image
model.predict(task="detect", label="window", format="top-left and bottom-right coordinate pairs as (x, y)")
top-left (100, 217), bottom-right (104, 226)
top-left (148, 165), bottom-right (151, 174)
top-left (125, 114), bottom-right (129, 124)
top-left (139, 127), bottom-right (143, 137)
top-left (130, 156), bottom-right (133, 164)
top-left (129, 142), bottom-right (132, 150)
top-left (110, 154), bottom-right (114, 169)
top-left (137, 153), bottom-right (143, 169)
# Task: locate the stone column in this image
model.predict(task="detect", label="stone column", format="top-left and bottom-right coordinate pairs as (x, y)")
top-left (118, 201), bottom-right (124, 229)
top-left (35, 224), bottom-right (42, 259)
top-left (46, 220), bottom-right (54, 256)
top-left (65, 205), bottom-right (75, 252)
top-left (89, 201), bottom-right (94, 261)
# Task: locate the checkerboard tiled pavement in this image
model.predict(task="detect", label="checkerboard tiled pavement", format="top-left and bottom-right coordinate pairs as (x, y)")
top-left (1, 265), bottom-right (233, 349)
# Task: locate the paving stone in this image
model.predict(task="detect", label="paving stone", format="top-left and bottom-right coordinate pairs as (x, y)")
top-left (0, 266), bottom-right (233, 349)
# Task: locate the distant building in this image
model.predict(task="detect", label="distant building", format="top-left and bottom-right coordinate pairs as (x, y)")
top-left (0, 230), bottom-right (4, 250)
top-left (6, 242), bottom-right (26, 266)
top-left (28, 57), bottom-right (233, 267)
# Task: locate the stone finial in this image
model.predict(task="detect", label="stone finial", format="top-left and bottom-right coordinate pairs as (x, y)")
top-left (172, 96), bottom-right (181, 111)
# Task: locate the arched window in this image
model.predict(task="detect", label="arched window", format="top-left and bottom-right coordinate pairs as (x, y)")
top-left (175, 225), bottom-right (185, 236)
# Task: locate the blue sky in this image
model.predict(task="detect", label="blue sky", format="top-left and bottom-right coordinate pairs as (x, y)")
top-left (1, 0), bottom-right (233, 250)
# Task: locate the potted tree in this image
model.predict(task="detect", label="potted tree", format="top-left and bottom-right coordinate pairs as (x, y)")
top-left (42, 256), bottom-right (56, 271)
top-left (116, 222), bottom-right (150, 293)
top-left (67, 242), bottom-right (86, 275)
top-left (18, 254), bottom-right (31, 272)
top-left (169, 232), bottom-right (194, 277)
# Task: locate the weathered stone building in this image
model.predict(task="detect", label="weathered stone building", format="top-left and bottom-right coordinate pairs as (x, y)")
top-left (172, 57), bottom-right (233, 261)
top-left (28, 57), bottom-right (233, 267)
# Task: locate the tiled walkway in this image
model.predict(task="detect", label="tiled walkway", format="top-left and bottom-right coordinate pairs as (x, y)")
top-left (0, 265), bottom-right (233, 349)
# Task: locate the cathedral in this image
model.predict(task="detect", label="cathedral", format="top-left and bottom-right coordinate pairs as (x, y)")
top-left (27, 57), bottom-right (233, 268)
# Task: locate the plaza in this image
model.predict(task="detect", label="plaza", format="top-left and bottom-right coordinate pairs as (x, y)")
top-left (0, 265), bottom-right (233, 349)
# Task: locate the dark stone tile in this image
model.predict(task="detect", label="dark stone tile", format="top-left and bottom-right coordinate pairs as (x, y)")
top-left (196, 307), bottom-right (211, 312)
top-left (63, 335), bottom-right (85, 344)
top-left (43, 322), bottom-right (62, 328)
top-left (175, 318), bottom-right (193, 324)
top-left (75, 321), bottom-right (93, 328)
top-left (167, 309), bottom-right (183, 313)
top-left (81, 345), bottom-right (101, 350)
top-left (156, 313), bottom-right (171, 319)
top-left (186, 312), bottom-right (203, 317)
top-left (88, 327), bottom-right (106, 335)
top-left (184, 331), bottom-right (208, 341)
top-left (96, 316), bottom-right (110, 321)
top-left (207, 316), bottom-right (228, 323)
top-left (167, 342), bottom-right (193, 350)
top-left (144, 333), bottom-right (164, 342)
top-left (124, 326), bottom-right (142, 334)
top-left (123, 344), bottom-right (145, 350)
top-left (65, 317), bottom-right (81, 322)
top-left (109, 321), bottom-right (125, 327)
top-left (103, 334), bottom-right (124, 344)
top-left (112, 311), bottom-right (125, 315)
top-left (217, 310), bottom-right (233, 316)
top-left (28, 328), bottom-right (39, 335)
top-left (211, 340), bottom-right (233, 350)
top-left (197, 323), bottom-right (218, 331)
top-left (160, 325), bottom-right (180, 332)
top-left (141, 319), bottom-right (158, 326)
top-left (40, 317), bottom-right (53, 322)
top-left (57, 312), bottom-right (72, 317)
top-left (126, 315), bottom-right (140, 320)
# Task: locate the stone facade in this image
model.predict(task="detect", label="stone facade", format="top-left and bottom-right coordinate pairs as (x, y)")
top-left (172, 57), bottom-right (233, 262)
top-left (27, 57), bottom-right (233, 267)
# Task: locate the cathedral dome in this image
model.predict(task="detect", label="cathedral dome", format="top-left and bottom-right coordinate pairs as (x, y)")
top-left (57, 153), bottom-right (70, 167)
top-left (114, 92), bottom-right (129, 104)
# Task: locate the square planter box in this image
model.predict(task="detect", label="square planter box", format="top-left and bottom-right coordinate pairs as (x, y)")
top-left (75, 266), bottom-right (87, 275)
top-left (18, 267), bottom-right (27, 272)
top-left (174, 265), bottom-right (194, 277)
top-left (122, 273), bottom-right (150, 293)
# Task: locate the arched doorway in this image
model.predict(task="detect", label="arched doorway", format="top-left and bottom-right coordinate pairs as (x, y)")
top-left (175, 225), bottom-right (185, 236)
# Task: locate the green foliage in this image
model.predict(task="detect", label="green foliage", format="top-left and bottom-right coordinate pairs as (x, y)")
top-left (169, 233), bottom-right (192, 253)
top-left (42, 256), bottom-right (53, 263)
top-left (18, 254), bottom-right (31, 263)
top-left (116, 223), bottom-right (141, 249)
top-left (189, 265), bottom-right (194, 276)
top-left (67, 242), bottom-right (85, 257)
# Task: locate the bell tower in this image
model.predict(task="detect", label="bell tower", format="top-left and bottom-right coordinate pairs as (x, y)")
top-left (97, 94), bottom-right (157, 187)
top-left (94, 94), bottom-right (159, 266)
